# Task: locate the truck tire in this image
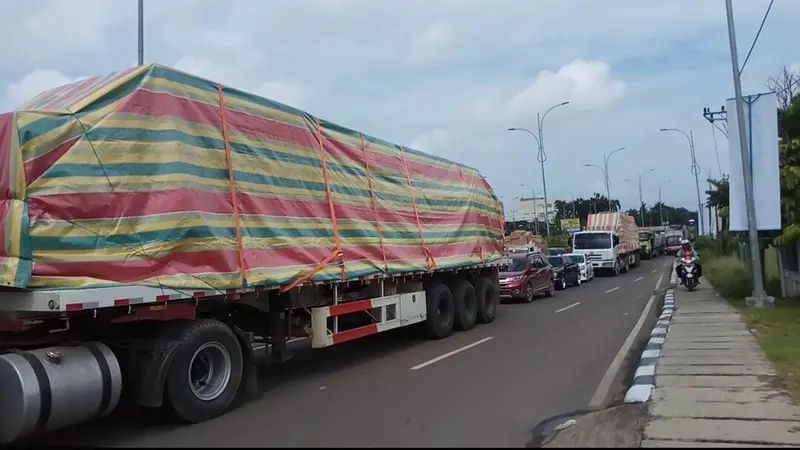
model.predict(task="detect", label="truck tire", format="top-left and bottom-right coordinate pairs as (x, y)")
top-left (632, 253), bottom-right (641, 268)
top-left (164, 319), bottom-right (244, 424)
top-left (423, 283), bottom-right (455, 339)
top-left (452, 279), bottom-right (478, 331)
top-left (474, 277), bottom-right (498, 324)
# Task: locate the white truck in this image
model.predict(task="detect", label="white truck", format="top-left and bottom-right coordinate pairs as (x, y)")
top-left (570, 212), bottom-right (641, 276)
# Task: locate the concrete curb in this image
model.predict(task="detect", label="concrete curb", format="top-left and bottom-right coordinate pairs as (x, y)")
top-left (623, 262), bottom-right (678, 404)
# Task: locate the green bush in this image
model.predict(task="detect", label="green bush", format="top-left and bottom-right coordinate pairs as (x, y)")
top-left (695, 232), bottom-right (737, 259)
top-left (705, 256), bottom-right (753, 299)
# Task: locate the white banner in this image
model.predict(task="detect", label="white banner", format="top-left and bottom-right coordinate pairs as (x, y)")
top-left (726, 92), bottom-right (781, 231)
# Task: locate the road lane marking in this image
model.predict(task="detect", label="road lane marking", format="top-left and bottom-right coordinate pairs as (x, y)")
top-left (589, 269), bottom-right (666, 407)
top-left (555, 302), bottom-right (580, 313)
top-left (634, 276), bottom-right (644, 283)
top-left (605, 287), bottom-right (620, 294)
top-left (410, 336), bottom-right (495, 370)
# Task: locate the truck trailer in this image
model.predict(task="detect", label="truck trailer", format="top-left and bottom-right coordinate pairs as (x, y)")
top-left (570, 212), bottom-right (640, 276)
top-left (0, 64), bottom-right (505, 443)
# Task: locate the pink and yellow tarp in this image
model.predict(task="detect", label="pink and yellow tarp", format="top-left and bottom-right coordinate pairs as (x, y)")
top-left (0, 64), bottom-right (504, 291)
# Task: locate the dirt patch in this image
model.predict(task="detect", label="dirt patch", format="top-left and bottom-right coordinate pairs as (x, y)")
top-left (541, 403), bottom-right (649, 448)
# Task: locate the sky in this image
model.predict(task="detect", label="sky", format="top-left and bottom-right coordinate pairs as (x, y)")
top-left (1, 0), bottom-right (798, 219)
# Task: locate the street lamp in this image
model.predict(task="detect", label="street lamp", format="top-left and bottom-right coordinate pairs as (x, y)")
top-left (584, 146), bottom-right (625, 212)
top-left (658, 180), bottom-right (671, 225)
top-left (659, 128), bottom-right (705, 235)
top-left (508, 100), bottom-right (570, 235)
top-left (625, 169), bottom-right (655, 227)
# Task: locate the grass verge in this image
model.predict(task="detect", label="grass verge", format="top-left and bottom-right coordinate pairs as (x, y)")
top-left (730, 297), bottom-right (800, 401)
top-left (704, 255), bottom-right (800, 401)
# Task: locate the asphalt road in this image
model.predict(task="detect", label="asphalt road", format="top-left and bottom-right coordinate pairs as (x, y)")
top-left (21, 258), bottom-right (672, 448)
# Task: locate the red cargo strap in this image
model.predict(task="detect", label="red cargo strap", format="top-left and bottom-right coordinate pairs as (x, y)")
top-left (398, 146), bottom-right (437, 270)
top-left (281, 118), bottom-right (345, 292)
top-left (216, 84), bottom-right (247, 290)
top-left (360, 133), bottom-right (388, 273)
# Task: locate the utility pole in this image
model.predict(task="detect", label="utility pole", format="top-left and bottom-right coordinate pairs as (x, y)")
top-left (626, 169), bottom-right (655, 227)
top-left (724, 0), bottom-right (772, 307)
top-left (659, 128), bottom-right (705, 235)
top-left (138, 0), bottom-right (144, 66)
top-left (658, 180), bottom-right (671, 226)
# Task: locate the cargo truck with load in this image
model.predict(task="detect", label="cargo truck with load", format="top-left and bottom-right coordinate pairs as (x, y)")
top-left (570, 212), bottom-right (640, 276)
top-left (0, 64), bottom-right (505, 444)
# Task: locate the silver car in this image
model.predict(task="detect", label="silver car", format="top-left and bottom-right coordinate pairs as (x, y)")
top-left (564, 253), bottom-right (594, 282)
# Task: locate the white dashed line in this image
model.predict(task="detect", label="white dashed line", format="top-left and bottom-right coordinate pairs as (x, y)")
top-left (410, 336), bottom-right (495, 370)
top-left (634, 276), bottom-right (644, 283)
top-left (605, 286), bottom-right (620, 294)
top-left (555, 302), bottom-right (581, 313)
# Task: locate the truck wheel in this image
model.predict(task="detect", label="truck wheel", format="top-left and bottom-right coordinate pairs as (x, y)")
top-left (452, 279), bottom-right (478, 331)
top-left (474, 277), bottom-right (498, 324)
top-left (164, 319), bottom-right (244, 424)
top-left (424, 283), bottom-right (455, 339)
top-left (633, 253), bottom-right (641, 268)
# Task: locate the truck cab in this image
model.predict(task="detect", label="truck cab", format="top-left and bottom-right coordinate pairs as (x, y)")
top-left (571, 230), bottom-right (619, 273)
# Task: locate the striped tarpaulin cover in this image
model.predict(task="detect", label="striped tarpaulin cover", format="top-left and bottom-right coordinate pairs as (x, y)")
top-left (0, 64), bottom-right (504, 290)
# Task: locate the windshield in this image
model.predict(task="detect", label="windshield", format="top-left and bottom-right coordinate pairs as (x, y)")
top-left (565, 254), bottom-right (584, 264)
top-left (547, 256), bottom-right (565, 266)
top-left (573, 233), bottom-right (612, 250)
top-left (665, 235), bottom-right (682, 244)
top-left (508, 258), bottom-right (529, 272)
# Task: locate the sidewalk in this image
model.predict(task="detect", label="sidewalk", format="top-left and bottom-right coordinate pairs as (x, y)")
top-left (642, 281), bottom-right (800, 448)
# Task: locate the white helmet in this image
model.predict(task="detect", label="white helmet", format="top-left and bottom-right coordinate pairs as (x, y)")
top-left (681, 239), bottom-right (691, 246)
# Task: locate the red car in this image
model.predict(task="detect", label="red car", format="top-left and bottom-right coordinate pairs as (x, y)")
top-left (499, 253), bottom-right (555, 303)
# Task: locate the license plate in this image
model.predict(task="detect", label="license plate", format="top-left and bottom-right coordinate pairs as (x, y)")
top-left (685, 273), bottom-right (693, 278)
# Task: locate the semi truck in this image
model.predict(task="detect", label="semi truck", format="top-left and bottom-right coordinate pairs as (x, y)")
top-left (0, 64), bottom-right (505, 444)
top-left (570, 212), bottom-right (640, 276)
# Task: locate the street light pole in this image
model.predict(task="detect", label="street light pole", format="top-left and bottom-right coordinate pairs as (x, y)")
top-left (585, 147), bottom-right (625, 212)
top-left (724, 0), bottom-right (771, 307)
top-left (659, 128), bottom-right (705, 235)
top-left (658, 180), bottom-right (671, 225)
top-left (537, 101), bottom-right (570, 235)
top-left (625, 169), bottom-right (655, 227)
top-left (138, 0), bottom-right (144, 66)
top-left (509, 101), bottom-right (569, 235)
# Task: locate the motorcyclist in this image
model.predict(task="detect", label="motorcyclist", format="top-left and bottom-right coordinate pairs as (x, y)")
top-left (675, 239), bottom-right (701, 284)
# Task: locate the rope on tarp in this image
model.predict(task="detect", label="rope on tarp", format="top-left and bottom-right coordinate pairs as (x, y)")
top-left (398, 146), bottom-right (437, 271)
top-left (216, 83), bottom-right (248, 290)
top-left (280, 117), bottom-right (345, 292)
top-left (360, 133), bottom-right (388, 273)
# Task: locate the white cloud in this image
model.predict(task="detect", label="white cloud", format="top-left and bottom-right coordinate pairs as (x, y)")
top-left (256, 81), bottom-right (307, 108)
top-left (408, 129), bottom-right (453, 155)
top-left (507, 59), bottom-right (626, 115)
top-left (2, 0), bottom-right (799, 213)
top-left (3, 69), bottom-right (86, 110)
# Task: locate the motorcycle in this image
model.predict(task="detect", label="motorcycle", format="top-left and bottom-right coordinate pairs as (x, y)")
top-left (680, 256), bottom-right (699, 291)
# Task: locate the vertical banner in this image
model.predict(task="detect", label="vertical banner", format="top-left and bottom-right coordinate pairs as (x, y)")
top-left (726, 92), bottom-right (781, 231)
